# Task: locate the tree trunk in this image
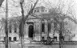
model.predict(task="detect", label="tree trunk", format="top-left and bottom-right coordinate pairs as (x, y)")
top-left (5, 0), bottom-right (8, 48)
top-left (0, 0), bottom-right (4, 7)
top-left (20, 0), bottom-right (25, 48)
top-left (21, 37), bottom-right (24, 48)
top-left (19, 0), bottom-right (38, 48)
top-left (59, 22), bottom-right (64, 48)
top-left (19, 21), bottom-right (24, 48)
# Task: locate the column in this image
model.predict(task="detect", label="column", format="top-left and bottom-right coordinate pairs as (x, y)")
top-left (24, 23), bottom-right (28, 38)
top-left (51, 22), bottom-right (53, 33)
top-left (33, 22), bottom-right (36, 40)
top-left (24, 23), bottom-right (30, 43)
top-left (39, 20), bottom-right (42, 41)
top-left (45, 20), bottom-right (48, 40)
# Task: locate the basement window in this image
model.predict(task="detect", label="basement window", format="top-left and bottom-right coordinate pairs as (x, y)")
top-left (9, 37), bottom-right (11, 41)
top-left (13, 37), bottom-right (17, 41)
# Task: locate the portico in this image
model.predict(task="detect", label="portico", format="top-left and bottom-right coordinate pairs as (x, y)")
top-left (24, 18), bottom-right (58, 42)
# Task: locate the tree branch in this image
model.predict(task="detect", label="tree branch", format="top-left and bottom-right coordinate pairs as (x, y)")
top-left (24, 0), bottom-right (39, 21)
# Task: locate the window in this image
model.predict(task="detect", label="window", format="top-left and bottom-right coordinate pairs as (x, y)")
top-left (14, 27), bottom-right (16, 33)
top-left (54, 22), bottom-right (57, 28)
top-left (48, 23), bottom-right (51, 32)
top-left (37, 10), bottom-right (39, 12)
top-left (9, 37), bottom-right (11, 41)
top-left (42, 23), bottom-right (45, 32)
top-left (9, 25), bottom-right (12, 33)
top-left (4, 37), bottom-right (6, 41)
top-left (14, 24), bottom-right (17, 33)
top-left (41, 9), bottom-right (44, 12)
top-left (13, 37), bottom-right (16, 41)
top-left (34, 10), bottom-right (37, 12)
top-left (45, 10), bottom-right (47, 12)
top-left (34, 9), bottom-right (39, 13)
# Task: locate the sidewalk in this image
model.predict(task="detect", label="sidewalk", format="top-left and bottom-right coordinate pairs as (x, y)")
top-left (0, 42), bottom-right (77, 48)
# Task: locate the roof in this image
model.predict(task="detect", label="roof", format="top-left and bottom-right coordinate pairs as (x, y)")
top-left (34, 6), bottom-right (45, 10)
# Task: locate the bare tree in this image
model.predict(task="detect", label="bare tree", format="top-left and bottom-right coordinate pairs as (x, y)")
top-left (0, 0), bottom-right (4, 7)
top-left (30, 0), bottom-right (77, 46)
top-left (54, 0), bottom-right (77, 48)
top-left (19, 0), bottom-right (39, 48)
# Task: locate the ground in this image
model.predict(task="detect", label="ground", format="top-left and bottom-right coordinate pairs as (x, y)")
top-left (0, 42), bottom-right (77, 48)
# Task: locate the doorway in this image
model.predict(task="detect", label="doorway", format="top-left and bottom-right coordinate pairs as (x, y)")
top-left (28, 25), bottom-right (34, 39)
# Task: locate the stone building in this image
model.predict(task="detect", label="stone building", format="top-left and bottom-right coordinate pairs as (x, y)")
top-left (8, 6), bottom-right (59, 42)
top-left (0, 18), bottom-right (19, 42)
top-left (0, 6), bottom-right (75, 42)
top-left (0, 20), bottom-right (5, 41)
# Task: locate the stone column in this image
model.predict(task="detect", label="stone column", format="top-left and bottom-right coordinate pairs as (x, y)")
top-left (33, 22), bottom-right (36, 40)
top-left (24, 23), bottom-right (28, 38)
top-left (24, 23), bottom-right (31, 43)
top-left (39, 20), bottom-right (42, 41)
top-left (45, 20), bottom-right (48, 40)
top-left (51, 23), bottom-right (54, 33)
top-left (25, 23), bottom-right (29, 38)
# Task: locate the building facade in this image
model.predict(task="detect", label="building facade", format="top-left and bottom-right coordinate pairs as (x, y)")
top-left (0, 6), bottom-right (75, 42)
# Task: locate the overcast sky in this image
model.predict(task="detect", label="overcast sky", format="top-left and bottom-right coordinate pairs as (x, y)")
top-left (0, 0), bottom-right (77, 19)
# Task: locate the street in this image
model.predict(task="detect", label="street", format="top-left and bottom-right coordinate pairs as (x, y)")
top-left (0, 42), bottom-right (77, 48)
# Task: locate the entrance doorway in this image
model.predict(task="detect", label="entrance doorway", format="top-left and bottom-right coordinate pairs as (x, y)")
top-left (28, 25), bottom-right (34, 39)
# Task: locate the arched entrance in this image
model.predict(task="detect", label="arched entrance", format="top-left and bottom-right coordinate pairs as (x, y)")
top-left (28, 25), bottom-right (34, 39)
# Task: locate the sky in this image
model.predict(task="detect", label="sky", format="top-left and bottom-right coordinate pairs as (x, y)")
top-left (0, 0), bottom-right (77, 19)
